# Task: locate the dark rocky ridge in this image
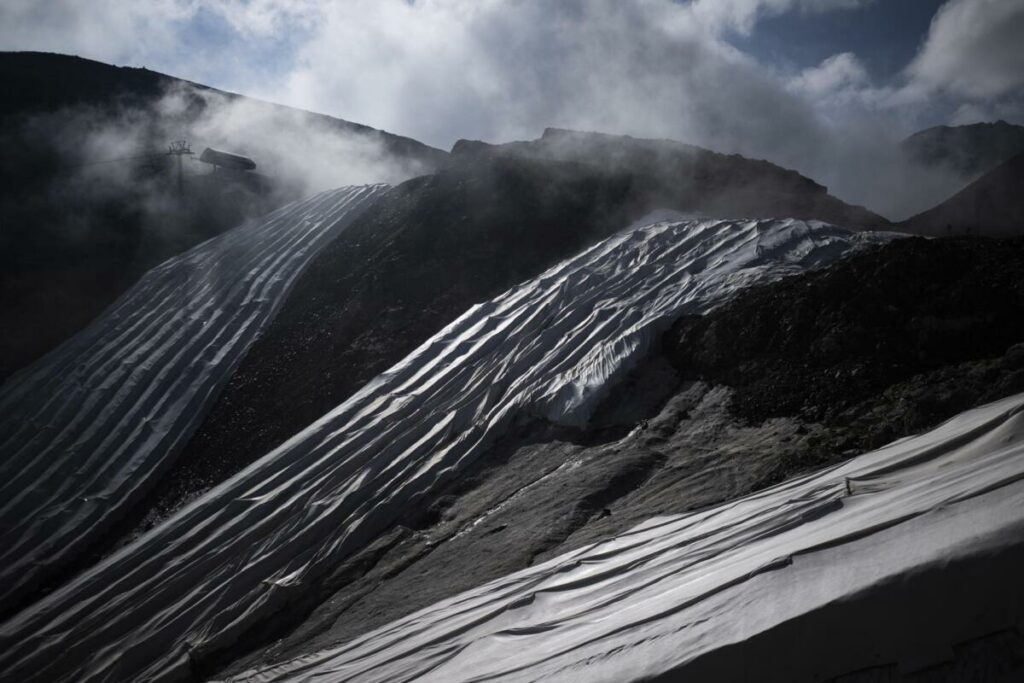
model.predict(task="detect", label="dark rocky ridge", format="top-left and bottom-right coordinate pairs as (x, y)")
top-left (0, 52), bottom-right (447, 380)
top-left (217, 235), bottom-right (1024, 679)
top-left (902, 120), bottom-right (1024, 179)
top-left (899, 152), bottom-right (1024, 239)
top-left (457, 127), bottom-right (885, 230)
top-left (0, 52), bottom-right (446, 163)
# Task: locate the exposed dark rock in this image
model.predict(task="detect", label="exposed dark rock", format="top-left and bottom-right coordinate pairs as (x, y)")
top-left (667, 235), bottom-right (1024, 479)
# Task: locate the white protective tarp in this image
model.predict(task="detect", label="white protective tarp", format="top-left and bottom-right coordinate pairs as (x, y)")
top-left (0, 218), bottom-right (886, 682)
top-left (227, 393), bottom-right (1024, 683)
top-left (0, 184), bottom-right (388, 614)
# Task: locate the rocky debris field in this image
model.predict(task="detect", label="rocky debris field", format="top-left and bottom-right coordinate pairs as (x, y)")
top-left (668, 235), bottom-right (1024, 483)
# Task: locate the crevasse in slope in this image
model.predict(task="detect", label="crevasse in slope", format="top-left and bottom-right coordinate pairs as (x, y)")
top-left (0, 184), bottom-right (388, 616)
top-left (0, 217), bottom-right (885, 682)
top-left (227, 392), bottom-right (1024, 683)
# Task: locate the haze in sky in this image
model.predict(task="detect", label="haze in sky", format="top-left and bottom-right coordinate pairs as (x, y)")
top-left (2, 0), bottom-right (1022, 217)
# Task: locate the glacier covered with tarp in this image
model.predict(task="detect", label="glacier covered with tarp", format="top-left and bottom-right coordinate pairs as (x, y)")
top-left (0, 184), bottom-right (388, 615)
top-left (0, 214), bottom-right (891, 682)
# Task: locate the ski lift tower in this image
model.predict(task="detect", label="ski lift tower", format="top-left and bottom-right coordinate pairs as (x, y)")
top-left (167, 140), bottom-right (193, 196)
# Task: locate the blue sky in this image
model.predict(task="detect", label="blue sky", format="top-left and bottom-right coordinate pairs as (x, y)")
top-left (730, 0), bottom-right (949, 81)
top-left (178, 5), bottom-right (313, 89)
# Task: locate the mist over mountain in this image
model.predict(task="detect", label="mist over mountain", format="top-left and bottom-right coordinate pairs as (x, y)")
top-left (903, 120), bottom-right (1024, 178)
top-left (0, 52), bottom-right (445, 178)
top-left (453, 128), bottom-right (884, 228)
top-left (2, 4), bottom-right (1024, 683)
top-left (901, 151), bottom-right (1024, 238)
top-left (0, 52), bottom-right (446, 380)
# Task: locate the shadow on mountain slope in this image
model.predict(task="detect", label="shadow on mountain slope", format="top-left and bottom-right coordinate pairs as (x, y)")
top-left (464, 128), bottom-right (886, 229)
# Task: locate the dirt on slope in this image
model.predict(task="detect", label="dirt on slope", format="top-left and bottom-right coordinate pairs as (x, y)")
top-left (668, 235), bottom-right (1024, 480)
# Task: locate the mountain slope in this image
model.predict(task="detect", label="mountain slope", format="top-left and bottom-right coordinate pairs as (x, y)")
top-left (899, 152), bottom-right (1024, 238)
top-left (0, 51), bottom-right (446, 380)
top-left (0, 185), bottom-right (388, 618)
top-left (0, 217), bottom-right (882, 683)
top-left (147, 133), bottom-right (889, 540)
top-left (903, 119), bottom-right (1024, 178)
top-left (465, 128), bottom-right (886, 230)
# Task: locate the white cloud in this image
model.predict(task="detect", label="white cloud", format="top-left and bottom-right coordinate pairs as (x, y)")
top-left (0, 0), bottom-right (190, 65)
top-left (908, 0), bottom-right (1024, 99)
top-left (256, 0), bottom-right (969, 220)
top-left (203, 0), bottom-right (322, 36)
top-left (0, 0), bottom-right (1020, 220)
top-left (950, 99), bottom-right (1024, 126)
top-left (789, 52), bottom-right (869, 97)
top-left (271, 1), bottom-right (824, 151)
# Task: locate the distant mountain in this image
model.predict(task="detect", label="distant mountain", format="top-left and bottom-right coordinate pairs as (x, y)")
top-left (0, 52), bottom-right (446, 381)
top-left (460, 128), bottom-right (886, 229)
top-left (900, 152), bottom-right (1024, 238)
top-left (902, 120), bottom-right (1024, 178)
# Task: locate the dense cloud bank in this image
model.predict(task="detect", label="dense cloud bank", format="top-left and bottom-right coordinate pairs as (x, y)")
top-left (4, 0), bottom-right (1023, 218)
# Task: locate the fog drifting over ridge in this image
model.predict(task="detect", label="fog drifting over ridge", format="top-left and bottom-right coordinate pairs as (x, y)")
top-left (2, 0), bottom-right (1023, 219)
top-left (58, 82), bottom-right (434, 198)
